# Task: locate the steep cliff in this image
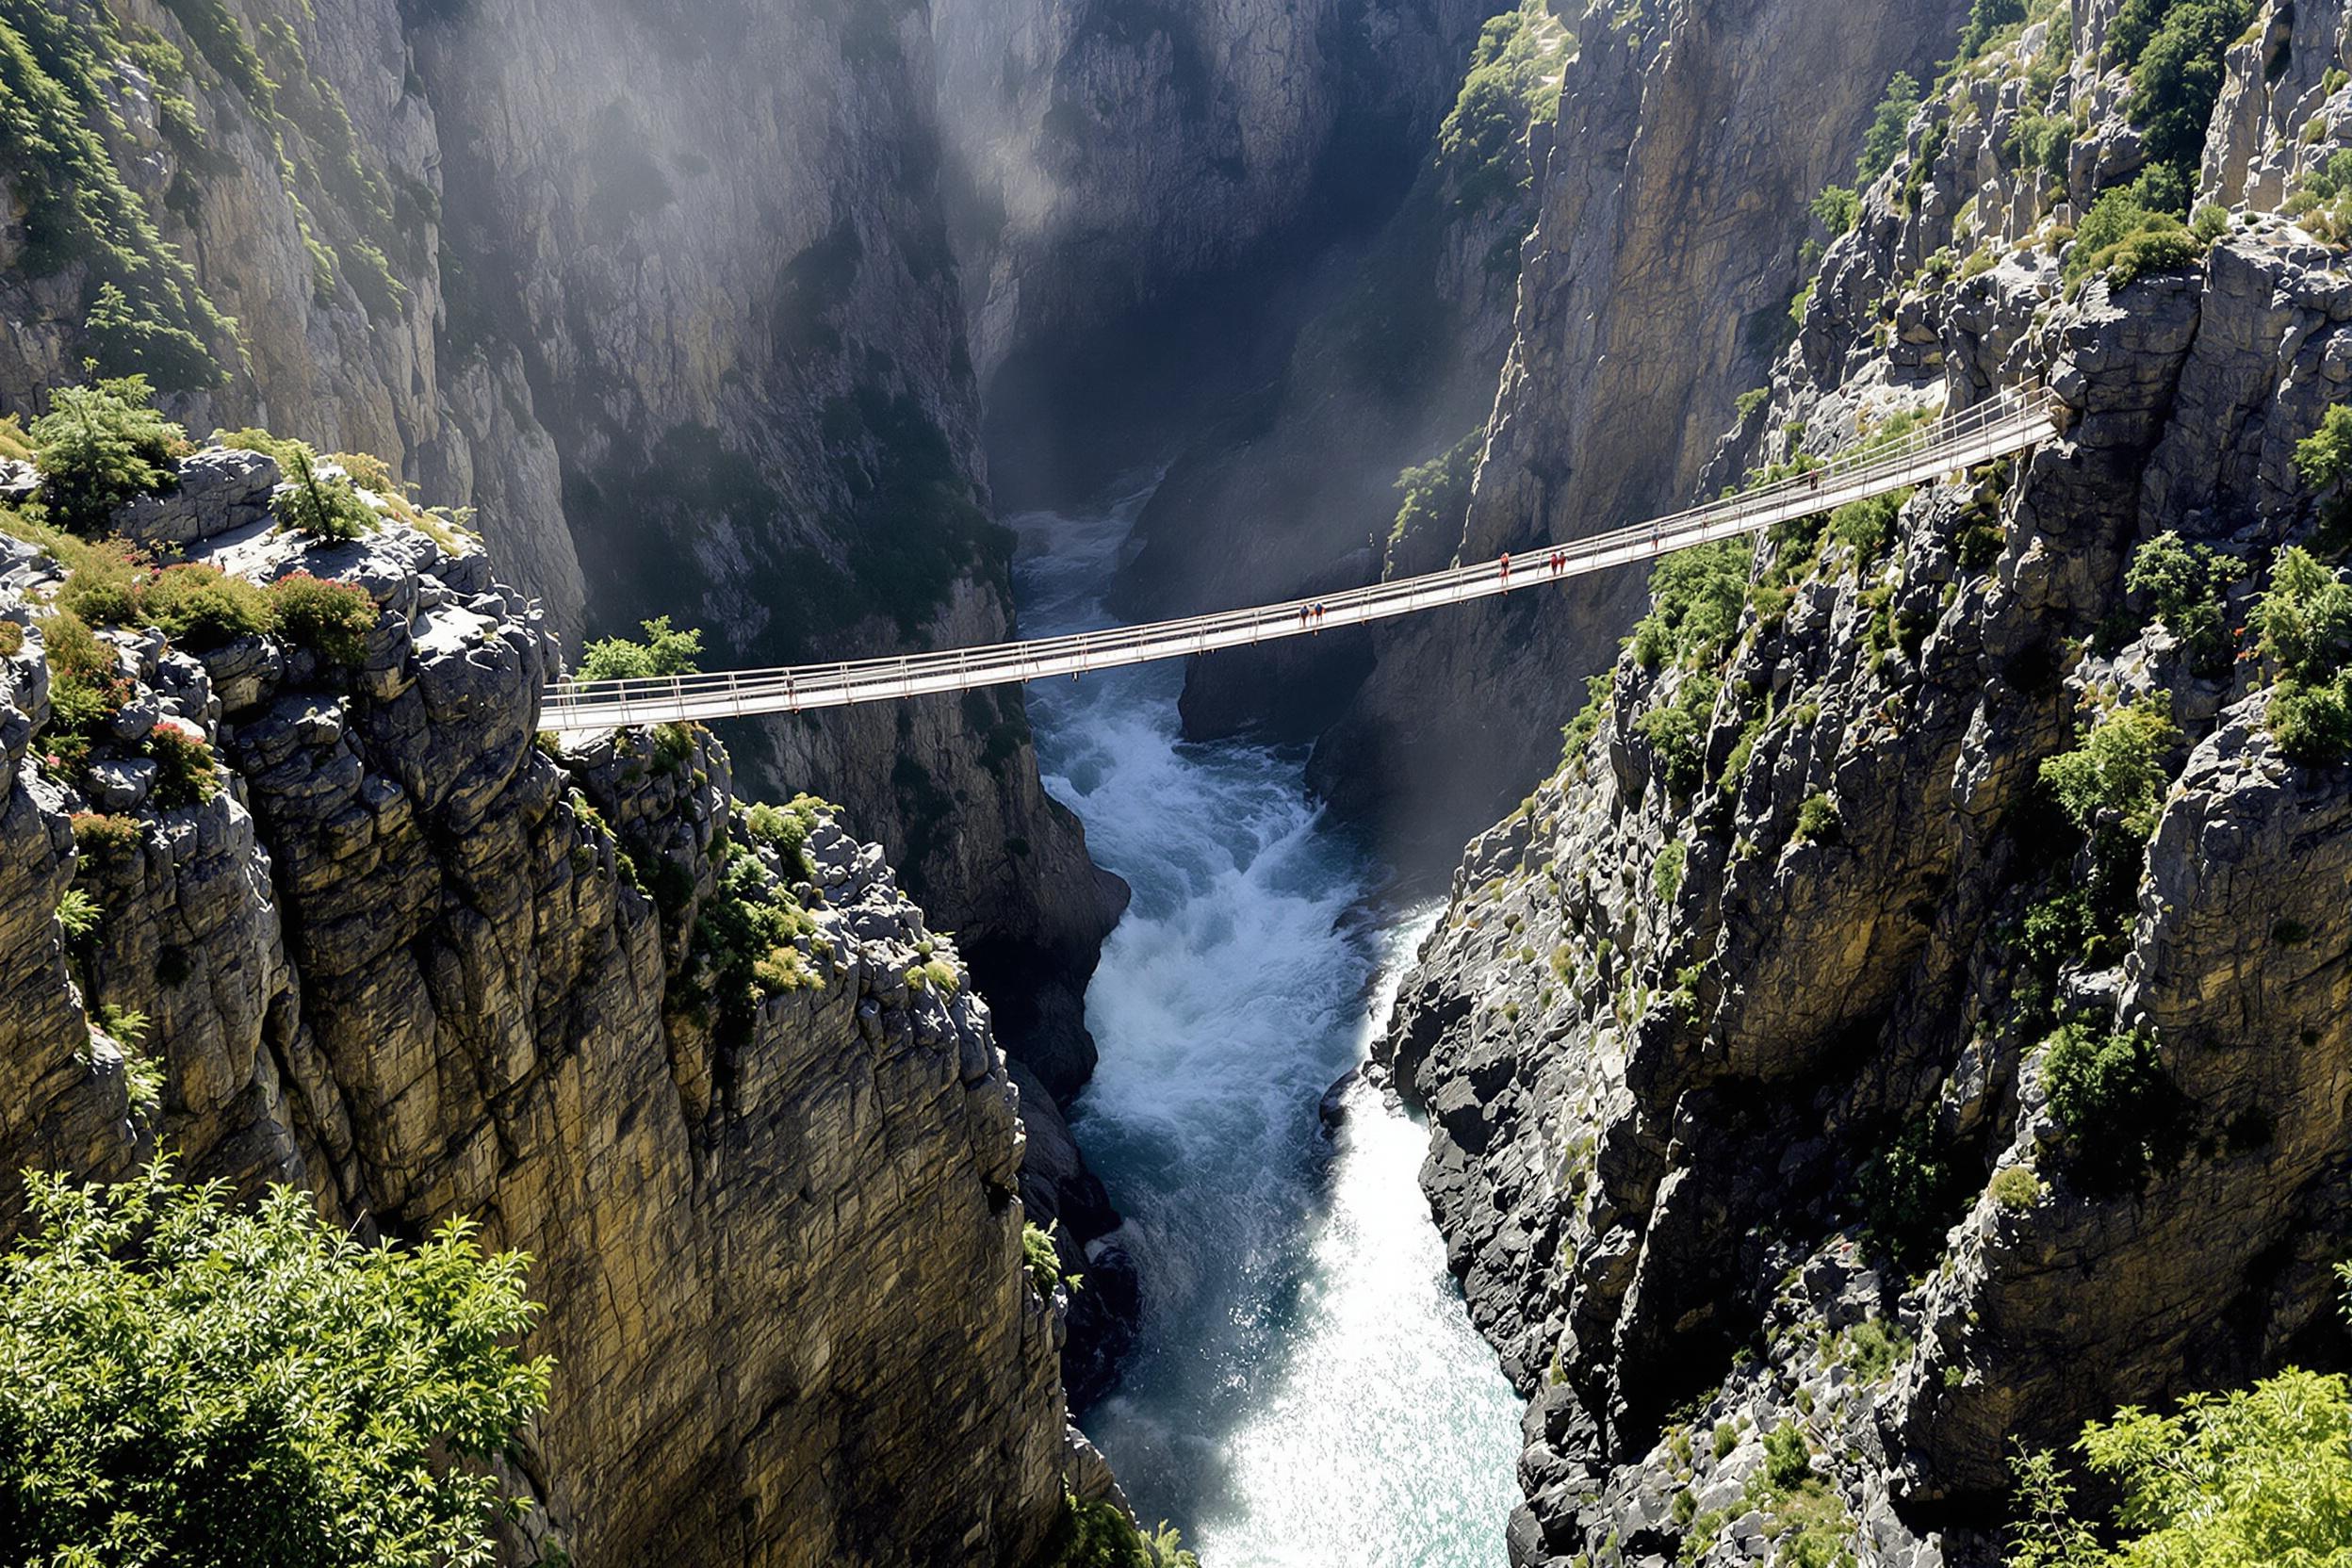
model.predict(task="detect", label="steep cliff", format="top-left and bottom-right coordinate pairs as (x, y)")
top-left (933, 0), bottom-right (1504, 384)
top-left (1312, 0), bottom-right (1971, 859)
top-left (1107, 0), bottom-right (1560, 743)
top-left (0, 0), bottom-right (1125, 1094)
top-left (1384, 2), bottom-right (2352, 1563)
top-left (0, 443), bottom-right (1117, 1563)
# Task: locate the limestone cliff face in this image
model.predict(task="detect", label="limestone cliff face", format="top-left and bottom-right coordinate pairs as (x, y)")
top-left (0, 0), bottom-right (1122, 1146)
top-left (933, 0), bottom-right (1502, 381)
top-left (1312, 0), bottom-right (1969, 858)
top-left (1384, 5), bottom-right (2352, 1563)
top-left (1112, 0), bottom-right (1560, 743)
top-left (0, 484), bottom-right (1109, 1563)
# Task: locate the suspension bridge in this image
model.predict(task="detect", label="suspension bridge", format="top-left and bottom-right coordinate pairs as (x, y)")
top-left (542, 388), bottom-right (2066, 730)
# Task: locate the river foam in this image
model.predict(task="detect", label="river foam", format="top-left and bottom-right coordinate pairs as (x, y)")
top-left (1012, 484), bottom-right (1521, 1566)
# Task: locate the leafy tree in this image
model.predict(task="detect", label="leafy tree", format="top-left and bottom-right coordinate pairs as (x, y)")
top-left (576, 614), bottom-right (704, 683)
top-left (0, 1162), bottom-right (552, 1568)
top-left (2063, 187), bottom-right (2202, 293)
top-left (2124, 531), bottom-right (2233, 673)
top-left (1387, 429), bottom-right (1481, 554)
top-left (28, 377), bottom-right (188, 536)
top-left (2009, 1310), bottom-right (2352, 1568)
top-left (1856, 72), bottom-right (1921, 187)
top-left (2246, 547), bottom-right (2352, 760)
top-left (2039, 699), bottom-right (2180, 841)
top-left (1958, 0), bottom-right (2028, 61)
top-left (2249, 547), bottom-right (2352, 683)
top-left (2117, 0), bottom-right (2255, 193)
top-left (1810, 185), bottom-right (1861, 237)
top-left (1632, 540), bottom-right (1749, 669)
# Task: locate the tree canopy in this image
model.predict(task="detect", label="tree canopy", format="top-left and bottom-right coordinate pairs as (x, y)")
top-left (0, 1162), bottom-right (553, 1568)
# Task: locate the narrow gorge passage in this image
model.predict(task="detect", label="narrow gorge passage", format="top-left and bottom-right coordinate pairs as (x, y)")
top-left (1011, 482), bottom-right (1522, 1563)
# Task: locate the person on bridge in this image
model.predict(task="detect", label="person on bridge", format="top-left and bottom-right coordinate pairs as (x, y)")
top-left (1499, 551), bottom-right (1511, 593)
top-left (1312, 602), bottom-right (1326, 632)
top-left (1808, 468), bottom-right (1822, 493)
top-left (1549, 547), bottom-right (1566, 575)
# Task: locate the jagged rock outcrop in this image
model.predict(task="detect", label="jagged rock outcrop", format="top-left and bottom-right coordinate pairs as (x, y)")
top-left (0, 0), bottom-right (1125, 1245)
top-left (0, 474), bottom-right (1113, 1563)
top-left (1387, 4), bottom-right (2352, 1562)
top-left (1313, 0), bottom-right (1970, 858)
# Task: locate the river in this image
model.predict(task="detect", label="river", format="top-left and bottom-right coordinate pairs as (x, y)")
top-left (1009, 481), bottom-right (1523, 1567)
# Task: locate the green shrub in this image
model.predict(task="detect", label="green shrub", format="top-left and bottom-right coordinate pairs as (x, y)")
top-left (692, 846), bottom-right (823, 1024)
top-left (1387, 429), bottom-right (1482, 554)
top-left (1838, 1315), bottom-right (1915, 1383)
top-left (69, 811), bottom-right (143, 865)
top-left (743, 795), bottom-right (825, 880)
top-left (2250, 546), bottom-right (2352, 683)
top-left (0, 621), bottom-right (19, 658)
top-left (53, 886), bottom-right (101, 940)
top-left (1956, 0), bottom-right (2026, 60)
top-left (2118, 0), bottom-right (2255, 193)
top-left (1854, 1115), bottom-right (1970, 1270)
top-left (1764, 1422), bottom-right (1814, 1489)
top-left (145, 724), bottom-right (219, 809)
top-left (1632, 540), bottom-right (1749, 669)
top-left (1652, 840), bottom-right (1688, 904)
top-left (28, 378), bottom-right (188, 536)
top-left (1856, 72), bottom-right (1920, 187)
top-left (1021, 1219), bottom-right (1070, 1298)
top-left (576, 613), bottom-right (704, 682)
top-left (2124, 531), bottom-right (2233, 672)
top-left (1810, 184), bottom-right (1860, 237)
top-left (142, 563), bottom-right (271, 651)
top-left (2040, 1021), bottom-right (2179, 1181)
top-left (2248, 547), bottom-right (2352, 760)
top-left (1713, 1421), bottom-right (1739, 1459)
top-left (1796, 792), bottom-right (1841, 843)
top-left (2039, 699), bottom-right (2180, 841)
top-left (1989, 1164), bottom-right (2043, 1211)
top-left (1636, 676), bottom-right (1719, 796)
top-left (2063, 185), bottom-right (2206, 294)
top-left (271, 445), bottom-right (377, 541)
top-left (0, 1160), bottom-right (549, 1568)
top-left (267, 572), bottom-right (378, 665)
top-left (1029, 1494), bottom-right (1199, 1568)
top-left (1559, 671), bottom-right (1615, 771)
top-left (2006, 1363), bottom-right (2352, 1567)
top-left (1829, 488), bottom-right (1909, 566)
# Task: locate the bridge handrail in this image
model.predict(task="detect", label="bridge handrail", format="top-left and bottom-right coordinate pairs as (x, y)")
top-left (542, 388), bottom-right (2062, 725)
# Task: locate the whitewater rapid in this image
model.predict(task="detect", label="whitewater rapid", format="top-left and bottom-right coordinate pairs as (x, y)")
top-left (1011, 483), bottom-right (1522, 1566)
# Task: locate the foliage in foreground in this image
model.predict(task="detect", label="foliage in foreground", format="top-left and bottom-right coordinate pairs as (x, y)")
top-left (25, 376), bottom-right (189, 537)
top-left (0, 1162), bottom-right (552, 1568)
top-left (1028, 1494), bottom-right (1199, 1568)
top-left (2007, 1268), bottom-right (2352, 1567)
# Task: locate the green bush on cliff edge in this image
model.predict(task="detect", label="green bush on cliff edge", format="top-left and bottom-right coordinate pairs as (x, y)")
top-left (1028, 1494), bottom-right (1199, 1568)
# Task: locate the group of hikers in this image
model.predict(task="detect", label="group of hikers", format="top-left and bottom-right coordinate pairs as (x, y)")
top-left (1293, 545), bottom-right (1579, 629)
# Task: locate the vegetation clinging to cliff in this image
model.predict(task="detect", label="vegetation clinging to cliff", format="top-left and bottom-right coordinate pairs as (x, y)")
top-left (2008, 1276), bottom-right (2352, 1567)
top-left (0, 1162), bottom-right (552, 1568)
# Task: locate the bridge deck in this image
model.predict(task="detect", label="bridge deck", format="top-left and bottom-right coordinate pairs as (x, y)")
top-left (543, 389), bottom-right (2064, 731)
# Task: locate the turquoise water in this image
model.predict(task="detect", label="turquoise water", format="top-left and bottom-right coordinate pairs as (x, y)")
top-left (1011, 482), bottom-right (1522, 1567)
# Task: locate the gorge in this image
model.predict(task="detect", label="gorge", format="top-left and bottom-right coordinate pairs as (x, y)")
top-left (7, 0), bottom-right (2352, 1563)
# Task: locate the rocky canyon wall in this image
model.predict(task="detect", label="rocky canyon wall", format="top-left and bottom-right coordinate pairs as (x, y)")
top-left (1385, 1), bottom-right (2352, 1562)
top-left (1312, 0), bottom-right (1971, 859)
top-left (0, 458), bottom-right (1113, 1563)
top-left (0, 0), bottom-right (1127, 1214)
